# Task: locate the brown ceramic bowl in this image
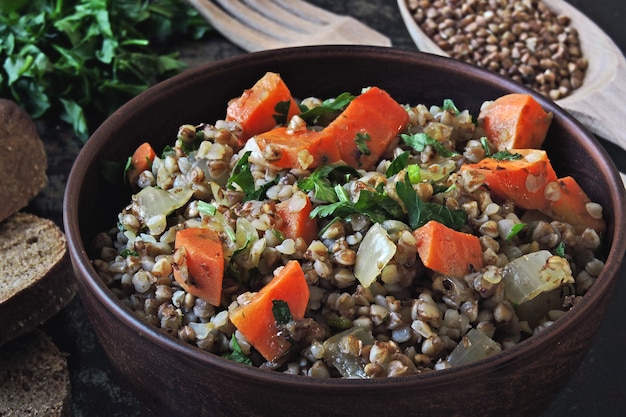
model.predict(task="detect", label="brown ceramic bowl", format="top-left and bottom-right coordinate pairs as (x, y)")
top-left (64, 46), bottom-right (626, 417)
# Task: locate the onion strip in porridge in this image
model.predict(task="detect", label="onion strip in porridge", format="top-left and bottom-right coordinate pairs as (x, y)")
top-left (92, 72), bottom-right (605, 378)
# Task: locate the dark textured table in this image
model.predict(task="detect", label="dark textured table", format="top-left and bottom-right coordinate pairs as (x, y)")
top-left (31, 1), bottom-right (625, 416)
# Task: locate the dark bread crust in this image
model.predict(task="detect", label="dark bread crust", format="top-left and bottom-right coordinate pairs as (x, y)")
top-left (0, 99), bottom-right (48, 222)
top-left (0, 213), bottom-right (77, 347)
top-left (0, 329), bottom-right (71, 416)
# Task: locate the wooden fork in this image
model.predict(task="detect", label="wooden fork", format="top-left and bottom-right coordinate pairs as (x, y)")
top-left (187, 0), bottom-right (392, 52)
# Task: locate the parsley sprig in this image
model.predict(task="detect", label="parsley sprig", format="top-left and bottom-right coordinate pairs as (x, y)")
top-left (0, 0), bottom-right (211, 141)
top-left (298, 92), bottom-right (354, 124)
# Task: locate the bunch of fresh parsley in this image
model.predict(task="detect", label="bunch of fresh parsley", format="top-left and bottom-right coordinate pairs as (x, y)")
top-left (0, 0), bottom-right (211, 141)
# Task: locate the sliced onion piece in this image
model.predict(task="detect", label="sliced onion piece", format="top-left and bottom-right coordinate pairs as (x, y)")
top-left (135, 186), bottom-right (194, 220)
top-left (502, 250), bottom-right (574, 305)
top-left (448, 329), bottom-right (501, 366)
top-left (354, 223), bottom-right (397, 288)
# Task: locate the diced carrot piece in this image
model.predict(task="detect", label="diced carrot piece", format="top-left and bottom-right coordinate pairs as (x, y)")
top-left (275, 191), bottom-right (318, 244)
top-left (478, 93), bottom-right (553, 151)
top-left (541, 176), bottom-right (606, 234)
top-left (229, 260), bottom-right (310, 362)
top-left (226, 72), bottom-right (300, 145)
top-left (127, 142), bottom-right (157, 187)
top-left (173, 228), bottom-right (225, 306)
top-left (252, 127), bottom-right (340, 170)
top-left (461, 149), bottom-right (558, 210)
top-left (323, 87), bottom-right (409, 170)
top-left (413, 220), bottom-right (483, 277)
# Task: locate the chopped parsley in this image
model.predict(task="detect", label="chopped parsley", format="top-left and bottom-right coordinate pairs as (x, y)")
top-left (227, 151), bottom-right (277, 201)
top-left (197, 201), bottom-right (217, 216)
top-left (490, 150), bottom-right (523, 160)
top-left (505, 223), bottom-right (527, 241)
top-left (386, 151), bottom-right (410, 177)
top-left (297, 164), bottom-right (360, 203)
top-left (555, 242), bottom-right (566, 258)
top-left (298, 92), bottom-right (355, 124)
top-left (273, 100), bottom-right (292, 125)
top-left (401, 132), bottom-right (459, 158)
top-left (442, 98), bottom-right (461, 115)
top-left (395, 173), bottom-right (466, 230)
top-left (272, 300), bottom-right (293, 325)
top-left (480, 136), bottom-right (491, 156)
top-left (310, 183), bottom-right (403, 224)
top-left (355, 132), bottom-right (371, 156)
top-left (223, 334), bottom-right (252, 365)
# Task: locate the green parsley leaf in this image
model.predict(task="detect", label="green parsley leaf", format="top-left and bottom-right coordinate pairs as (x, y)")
top-left (272, 300), bottom-right (293, 325)
top-left (298, 92), bottom-right (354, 124)
top-left (395, 173), bottom-right (466, 230)
top-left (273, 100), bottom-right (292, 125)
top-left (197, 201), bottom-right (217, 216)
top-left (407, 164), bottom-right (421, 184)
top-left (480, 136), bottom-right (491, 157)
top-left (223, 334), bottom-right (252, 365)
top-left (310, 183), bottom-right (403, 224)
top-left (490, 150), bottom-right (523, 160)
top-left (120, 249), bottom-right (139, 258)
top-left (442, 98), bottom-right (461, 115)
top-left (506, 223), bottom-right (527, 241)
top-left (227, 151), bottom-right (255, 194)
top-left (401, 133), bottom-right (459, 158)
top-left (355, 132), bottom-right (371, 156)
top-left (555, 242), bottom-right (566, 258)
top-left (297, 164), bottom-right (360, 203)
top-left (0, 0), bottom-right (211, 141)
top-left (386, 151), bottom-right (410, 177)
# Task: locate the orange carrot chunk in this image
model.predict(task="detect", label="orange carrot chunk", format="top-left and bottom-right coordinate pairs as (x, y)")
top-left (413, 220), bottom-right (483, 278)
top-left (478, 93), bottom-right (553, 151)
top-left (127, 142), bottom-right (157, 187)
top-left (226, 72), bottom-right (301, 145)
top-left (173, 228), bottom-right (225, 307)
top-left (229, 260), bottom-right (310, 362)
top-left (275, 192), bottom-right (318, 245)
top-left (323, 87), bottom-right (409, 170)
top-left (252, 127), bottom-right (340, 170)
top-left (541, 176), bottom-right (606, 234)
top-left (461, 149), bottom-right (558, 210)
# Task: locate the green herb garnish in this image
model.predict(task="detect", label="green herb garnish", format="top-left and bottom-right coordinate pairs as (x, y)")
top-left (355, 132), bottom-right (371, 156)
top-left (480, 136), bottom-right (491, 156)
top-left (197, 201), bottom-right (217, 216)
top-left (555, 242), bottom-right (566, 258)
top-left (386, 151), bottom-right (410, 177)
top-left (0, 0), bottom-right (211, 141)
top-left (442, 98), bottom-right (461, 115)
top-left (505, 223), bottom-right (527, 241)
top-left (401, 133), bottom-right (459, 158)
top-left (490, 150), bottom-right (523, 160)
top-left (223, 334), bottom-right (253, 365)
top-left (297, 164), bottom-right (360, 203)
top-left (120, 249), bottom-right (139, 258)
top-left (395, 173), bottom-right (466, 230)
top-left (298, 92), bottom-right (355, 124)
top-left (273, 100), bottom-right (292, 125)
top-left (272, 300), bottom-right (293, 325)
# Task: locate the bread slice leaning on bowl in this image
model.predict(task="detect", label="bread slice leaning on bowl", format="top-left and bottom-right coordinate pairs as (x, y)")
top-left (0, 212), bottom-right (77, 347)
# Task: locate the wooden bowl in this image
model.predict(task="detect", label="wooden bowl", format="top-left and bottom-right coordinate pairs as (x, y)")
top-left (63, 46), bottom-right (626, 417)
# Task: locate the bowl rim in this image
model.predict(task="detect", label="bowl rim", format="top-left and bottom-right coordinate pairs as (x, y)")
top-left (63, 45), bottom-right (626, 390)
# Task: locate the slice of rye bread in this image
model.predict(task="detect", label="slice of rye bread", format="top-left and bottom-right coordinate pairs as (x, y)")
top-left (0, 212), bottom-right (77, 347)
top-left (0, 99), bottom-right (48, 223)
top-left (0, 328), bottom-right (71, 417)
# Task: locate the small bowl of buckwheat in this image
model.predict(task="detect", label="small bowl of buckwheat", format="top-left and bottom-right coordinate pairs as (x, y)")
top-left (398, 0), bottom-right (626, 144)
